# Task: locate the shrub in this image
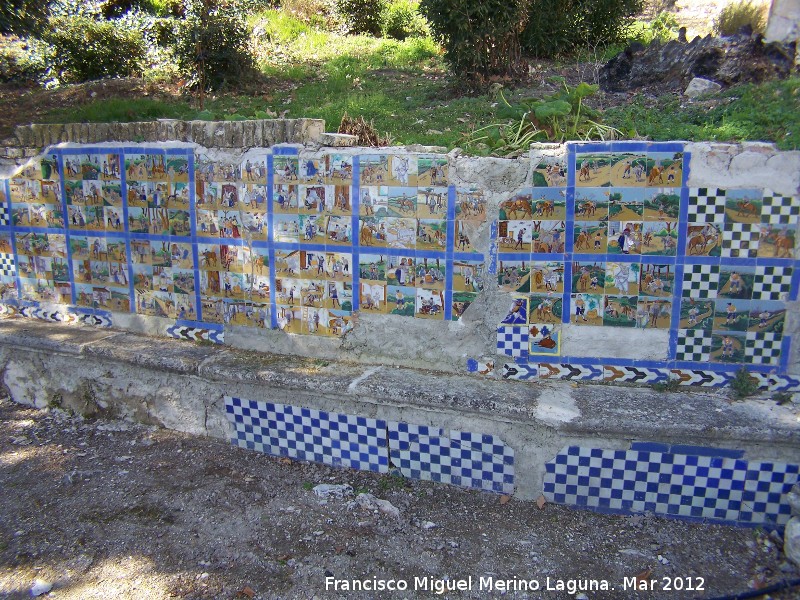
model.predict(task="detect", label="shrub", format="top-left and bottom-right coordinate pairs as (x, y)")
top-left (713, 0), bottom-right (767, 36)
top-left (0, 36), bottom-right (46, 84)
top-left (383, 0), bottom-right (429, 40)
top-left (37, 14), bottom-right (146, 83)
top-left (419, 0), bottom-right (528, 84)
top-left (521, 0), bottom-right (644, 58)
top-left (174, 0), bottom-right (255, 91)
top-left (281, 0), bottom-right (340, 29)
top-left (336, 0), bottom-right (386, 36)
top-left (0, 0), bottom-right (52, 36)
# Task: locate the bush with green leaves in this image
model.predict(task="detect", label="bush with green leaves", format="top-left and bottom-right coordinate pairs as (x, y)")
top-left (336, 0), bottom-right (386, 36)
top-left (0, 36), bottom-right (46, 84)
top-left (0, 0), bottom-right (53, 36)
top-left (521, 0), bottom-right (644, 58)
top-left (173, 0), bottom-right (255, 91)
top-left (383, 0), bottom-right (429, 40)
top-left (419, 0), bottom-right (528, 84)
top-left (713, 0), bottom-right (767, 36)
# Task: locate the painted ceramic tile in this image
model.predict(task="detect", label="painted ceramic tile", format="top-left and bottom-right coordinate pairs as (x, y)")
top-left (639, 264), bottom-right (674, 297)
top-left (573, 189), bottom-right (609, 221)
top-left (39, 179), bottom-right (61, 205)
top-left (603, 295), bottom-right (638, 327)
top-left (389, 155), bottom-right (418, 187)
top-left (415, 287), bottom-right (444, 320)
top-left (385, 255), bottom-right (415, 287)
top-left (532, 221), bottom-right (565, 254)
top-left (387, 285), bottom-right (415, 317)
top-left (297, 184), bottom-right (327, 214)
top-left (417, 155), bottom-right (448, 187)
top-left (359, 253), bottom-right (387, 282)
top-left (452, 259), bottom-right (484, 293)
top-left (358, 216), bottom-right (387, 248)
top-left (200, 296), bottom-right (225, 324)
top-left (451, 291), bottom-right (478, 320)
top-left (646, 152), bottom-right (683, 187)
top-left (532, 154), bottom-right (567, 187)
top-left (641, 220), bottom-right (678, 255)
top-left (529, 294), bottom-right (562, 324)
top-left (501, 297), bottom-right (528, 325)
top-left (384, 217), bottom-right (416, 250)
top-left (724, 189), bottom-right (762, 224)
top-left (323, 154), bottom-right (354, 185)
top-left (298, 157), bottom-right (323, 183)
top-left (746, 300), bottom-right (786, 334)
top-left (710, 332), bottom-right (747, 363)
top-left (274, 214), bottom-right (300, 243)
top-left (239, 183), bottom-right (267, 213)
top-left (360, 186), bottom-right (388, 217)
top-left (498, 220), bottom-right (531, 253)
top-left (571, 293), bottom-right (604, 325)
top-left (454, 220), bottom-right (479, 253)
top-left (418, 187), bottom-right (447, 218)
top-left (758, 225), bottom-right (795, 259)
top-left (532, 188), bottom-right (566, 220)
top-left (324, 215), bottom-right (352, 245)
top-left (455, 188), bottom-right (487, 221)
top-left (718, 266), bottom-right (754, 300)
top-left (576, 153), bottom-right (618, 187)
top-left (497, 259), bottom-right (531, 293)
top-left (571, 261), bottom-right (604, 294)
top-left (274, 184), bottom-right (299, 213)
top-left (242, 211), bottom-right (267, 240)
top-left (61, 156), bottom-right (82, 180)
top-left (679, 299), bottom-right (715, 330)
top-left (75, 283), bottom-right (95, 307)
top-left (415, 258), bottom-right (446, 290)
top-left (11, 206), bottom-right (30, 227)
top-left (607, 221), bottom-right (642, 255)
top-left (385, 187), bottom-right (417, 217)
top-left (636, 297), bottom-right (671, 329)
top-left (713, 299), bottom-right (752, 332)
top-left (224, 299), bottom-right (250, 326)
top-left (761, 190), bottom-right (800, 226)
top-left (360, 281), bottom-right (387, 313)
top-left (195, 181), bottom-right (220, 209)
top-left (529, 323), bottom-right (560, 355)
top-left (274, 156), bottom-right (299, 183)
top-left (360, 155), bottom-right (390, 185)
top-left (686, 223), bottom-right (722, 256)
top-left (40, 155), bottom-right (61, 180)
top-left (417, 219), bottom-right (447, 250)
top-left (745, 331), bottom-right (783, 365)
top-left (500, 193), bottom-right (533, 220)
top-left (605, 262), bottom-right (639, 295)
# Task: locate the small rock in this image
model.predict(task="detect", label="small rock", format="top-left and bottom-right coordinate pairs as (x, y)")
top-left (425, 129), bottom-right (443, 135)
top-left (784, 517), bottom-right (800, 566)
top-left (421, 521), bottom-right (437, 530)
top-left (355, 493), bottom-right (400, 519)
top-left (30, 579), bottom-right (52, 597)
top-left (786, 484), bottom-right (800, 516)
top-left (313, 484), bottom-right (353, 499)
top-left (684, 77), bottom-right (722, 98)
top-left (658, 554), bottom-right (670, 565)
top-left (575, 594), bottom-right (589, 600)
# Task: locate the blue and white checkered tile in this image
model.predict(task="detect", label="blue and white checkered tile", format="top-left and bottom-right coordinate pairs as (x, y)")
top-left (761, 190), bottom-right (800, 225)
top-left (687, 188), bottom-right (726, 223)
top-left (225, 396), bottom-right (388, 473)
top-left (388, 422), bottom-right (515, 494)
top-left (0, 253), bottom-right (15, 277)
top-left (0, 202), bottom-right (8, 226)
top-left (497, 325), bottom-right (528, 359)
top-left (543, 446), bottom-right (799, 526)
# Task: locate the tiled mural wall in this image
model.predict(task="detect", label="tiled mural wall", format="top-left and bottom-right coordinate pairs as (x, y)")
top-left (0, 141), bottom-right (798, 388)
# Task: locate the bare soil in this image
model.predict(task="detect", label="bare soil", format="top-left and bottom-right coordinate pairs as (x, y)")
top-left (1, 396), bottom-right (798, 599)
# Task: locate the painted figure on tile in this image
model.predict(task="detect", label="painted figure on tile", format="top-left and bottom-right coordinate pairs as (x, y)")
top-left (622, 160), bottom-right (632, 179)
top-left (393, 156), bottom-right (411, 185)
top-left (574, 297), bottom-right (587, 322)
top-left (613, 264), bottom-right (631, 293)
top-left (688, 305), bottom-right (700, 326)
top-left (726, 302), bottom-right (736, 324)
top-left (722, 335), bottom-right (734, 358)
top-left (729, 272), bottom-right (742, 294)
top-left (515, 227), bottom-right (527, 250)
top-left (503, 298), bottom-right (527, 324)
top-left (759, 309), bottom-right (771, 328)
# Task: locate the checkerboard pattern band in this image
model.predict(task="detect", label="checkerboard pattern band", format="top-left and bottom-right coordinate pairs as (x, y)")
top-left (688, 188), bottom-right (726, 222)
top-left (388, 422), bottom-right (515, 494)
top-left (0, 203), bottom-right (8, 226)
top-left (681, 264), bottom-right (720, 298)
top-left (0, 253), bottom-right (15, 278)
top-left (225, 396), bottom-right (388, 473)
top-left (721, 223), bottom-right (760, 258)
top-left (544, 446), bottom-right (798, 526)
top-left (675, 329), bottom-right (712, 362)
top-left (753, 266), bottom-right (793, 301)
top-left (761, 191), bottom-right (800, 225)
top-left (497, 325), bottom-right (528, 358)
top-left (745, 332), bottom-right (783, 365)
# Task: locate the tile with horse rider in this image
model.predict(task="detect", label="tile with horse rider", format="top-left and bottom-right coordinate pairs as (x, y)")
top-left (603, 295), bottom-right (639, 327)
top-left (635, 297), bottom-right (672, 329)
top-left (570, 293), bottom-right (604, 326)
top-left (718, 265), bottom-right (755, 300)
top-left (383, 186), bottom-right (417, 217)
top-left (329, 309), bottom-right (354, 336)
top-left (384, 255), bottom-right (415, 287)
top-left (416, 218), bottom-right (447, 251)
top-left (531, 220), bottom-right (566, 254)
top-left (713, 298), bottom-right (753, 332)
top-left (360, 154), bottom-right (391, 186)
top-left (455, 188), bottom-right (488, 222)
top-left (276, 304), bottom-right (303, 334)
top-left (359, 186), bottom-right (388, 217)
top-left (452, 259), bottom-right (485, 293)
top-left (384, 217), bottom-right (416, 251)
top-left (358, 216), bottom-right (388, 249)
top-left (322, 154), bottom-right (354, 186)
top-left (607, 221), bottom-right (643, 255)
top-left (499, 192), bottom-right (534, 221)
top-left (238, 183), bottom-right (267, 213)
top-left (196, 242), bottom-right (221, 272)
top-left (529, 294), bottom-right (562, 325)
top-left (745, 299), bottom-right (786, 334)
top-left (273, 214), bottom-right (301, 244)
top-left (573, 222), bottom-right (607, 254)
top-left (454, 219), bottom-right (480, 253)
top-left (576, 152), bottom-right (646, 188)
top-left (273, 184), bottom-right (299, 214)
top-left (302, 306), bottom-right (331, 336)
top-left (386, 284), bottom-right (415, 317)
top-left (532, 153), bottom-right (567, 188)
top-left (571, 261), bottom-right (605, 295)
top-left (451, 291), bottom-right (478, 321)
top-left (417, 155), bottom-right (448, 187)
top-left (324, 215), bottom-right (353, 246)
top-left (324, 252), bottom-right (352, 281)
top-left (642, 188), bottom-right (680, 222)
top-left (645, 151), bottom-right (683, 187)
top-left (680, 299), bottom-right (716, 330)
top-left (527, 260), bottom-right (564, 295)
top-left (496, 259), bottom-right (531, 293)
top-left (415, 257), bottom-right (446, 291)
top-left (686, 223), bottom-right (722, 257)
top-left (273, 156), bottom-right (299, 184)
top-left (360, 281), bottom-right (388, 313)
top-left (199, 296), bottom-right (225, 324)
top-left (640, 220), bottom-right (678, 256)
top-left (529, 322), bottom-right (560, 356)
top-left (573, 188), bottom-right (609, 221)
top-left (415, 287), bottom-right (445, 320)
top-left (758, 224), bottom-right (796, 259)
top-left (605, 262), bottom-right (640, 295)
top-left (324, 280), bottom-right (352, 311)
top-left (724, 189), bottom-right (763, 225)
top-left (531, 187), bottom-right (567, 221)
top-left (639, 264), bottom-right (675, 298)
top-left (710, 332), bottom-right (747, 364)
top-left (239, 157), bottom-right (267, 185)
top-left (417, 187), bottom-right (448, 219)
top-left (241, 211), bottom-right (267, 241)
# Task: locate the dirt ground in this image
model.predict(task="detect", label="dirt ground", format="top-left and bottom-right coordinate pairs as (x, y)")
top-left (1, 396), bottom-right (799, 600)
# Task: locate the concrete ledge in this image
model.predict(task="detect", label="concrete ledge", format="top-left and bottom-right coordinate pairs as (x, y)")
top-left (0, 317), bottom-right (798, 501)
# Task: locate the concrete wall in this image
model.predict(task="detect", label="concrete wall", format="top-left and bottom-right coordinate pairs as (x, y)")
top-left (0, 122), bottom-right (799, 389)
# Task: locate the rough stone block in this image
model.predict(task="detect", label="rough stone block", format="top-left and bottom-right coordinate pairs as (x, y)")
top-left (242, 121), bottom-right (255, 148)
top-left (321, 133), bottom-right (358, 147)
top-left (14, 125), bottom-right (33, 147)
